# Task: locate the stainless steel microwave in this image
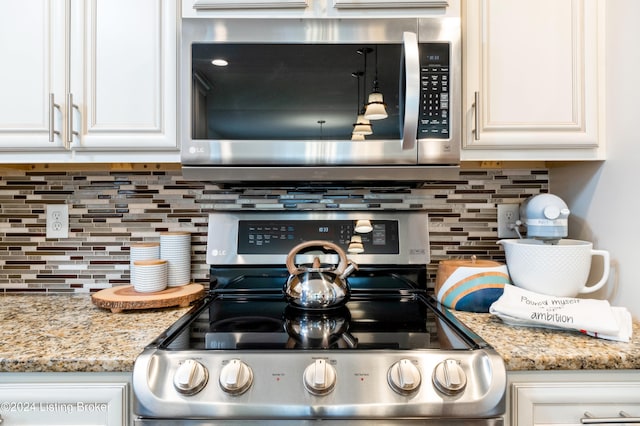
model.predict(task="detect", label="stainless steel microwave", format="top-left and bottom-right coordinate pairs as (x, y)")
top-left (180, 16), bottom-right (461, 184)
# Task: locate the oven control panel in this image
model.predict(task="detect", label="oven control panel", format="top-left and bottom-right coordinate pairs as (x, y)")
top-left (135, 349), bottom-right (506, 419)
top-left (206, 211), bottom-right (430, 266)
top-left (237, 219), bottom-right (399, 255)
top-left (171, 357), bottom-right (468, 399)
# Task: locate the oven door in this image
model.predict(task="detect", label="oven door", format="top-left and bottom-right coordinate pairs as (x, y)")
top-left (180, 18), bottom-right (460, 183)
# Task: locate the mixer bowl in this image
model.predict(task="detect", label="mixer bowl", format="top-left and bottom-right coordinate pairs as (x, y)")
top-left (498, 239), bottom-right (610, 297)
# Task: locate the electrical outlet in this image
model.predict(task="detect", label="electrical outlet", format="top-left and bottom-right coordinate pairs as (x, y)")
top-left (497, 204), bottom-right (520, 238)
top-left (46, 204), bottom-right (69, 238)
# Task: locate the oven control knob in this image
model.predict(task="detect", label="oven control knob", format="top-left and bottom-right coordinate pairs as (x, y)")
top-left (387, 359), bottom-right (422, 395)
top-left (432, 359), bottom-right (467, 395)
top-left (174, 359), bottom-right (209, 396)
top-left (303, 359), bottom-right (337, 396)
top-left (219, 359), bottom-right (253, 395)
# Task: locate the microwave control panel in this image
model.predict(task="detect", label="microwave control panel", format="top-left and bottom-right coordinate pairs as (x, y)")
top-left (418, 43), bottom-right (450, 139)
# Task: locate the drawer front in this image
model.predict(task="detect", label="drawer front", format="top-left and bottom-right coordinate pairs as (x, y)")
top-left (512, 381), bottom-right (640, 425)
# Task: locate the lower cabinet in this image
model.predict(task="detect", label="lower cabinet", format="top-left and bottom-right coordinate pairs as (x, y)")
top-left (0, 372), bottom-right (131, 426)
top-left (507, 370), bottom-right (640, 425)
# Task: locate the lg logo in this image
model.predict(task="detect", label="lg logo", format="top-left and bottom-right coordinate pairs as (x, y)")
top-left (211, 249), bottom-right (227, 256)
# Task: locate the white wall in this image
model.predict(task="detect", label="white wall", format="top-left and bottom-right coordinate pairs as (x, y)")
top-left (551, 0), bottom-right (640, 319)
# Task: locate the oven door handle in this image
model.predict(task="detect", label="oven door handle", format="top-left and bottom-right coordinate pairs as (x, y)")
top-left (401, 31), bottom-right (419, 151)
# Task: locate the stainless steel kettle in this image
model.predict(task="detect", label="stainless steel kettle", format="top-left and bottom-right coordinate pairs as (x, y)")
top-left (284, 240), bottom-right (358, 309)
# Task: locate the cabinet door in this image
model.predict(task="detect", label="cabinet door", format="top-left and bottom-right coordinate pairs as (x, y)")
top-left (0, 381), bottom-right (129, 425)
top-left (0, 0), bottom-right (67, 150)
top-left (463, 0), bottom-right (604, 160)
top-left (68, 0), bottom-right (177, 152)
top-left (511, 381), bottom-right (640, 426)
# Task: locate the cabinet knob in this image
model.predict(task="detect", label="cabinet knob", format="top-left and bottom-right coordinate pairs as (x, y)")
top-left (473, 91), bottom-right (480, 141)
top-left (49, 93), bottom-right (61, 143)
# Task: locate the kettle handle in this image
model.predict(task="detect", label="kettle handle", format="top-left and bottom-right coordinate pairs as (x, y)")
top-left (286, 240), bottom-right (349, 275)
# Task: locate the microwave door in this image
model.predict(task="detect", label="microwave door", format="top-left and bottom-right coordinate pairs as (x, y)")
top-left (401, 31), bottom-right (420, 151)
top-left (185, 42), bottom-right (416, 160)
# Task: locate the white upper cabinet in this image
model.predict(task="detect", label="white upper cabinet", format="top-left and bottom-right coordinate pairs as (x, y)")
top-left (0, 0), bottom-right (67, 151)
top-left (462, 0), bottom-right (605, 161)
top-left (68, 0), bottom-right (177, 157)
top-left (0, 0), bottom-right (178, 163)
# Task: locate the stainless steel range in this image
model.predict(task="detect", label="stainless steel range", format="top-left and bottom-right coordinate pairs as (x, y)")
top-left (133, 211), bottom-right (506, 425)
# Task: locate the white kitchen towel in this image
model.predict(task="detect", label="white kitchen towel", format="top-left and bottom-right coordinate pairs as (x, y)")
top-left (489, 285), bottom-right (632, 342)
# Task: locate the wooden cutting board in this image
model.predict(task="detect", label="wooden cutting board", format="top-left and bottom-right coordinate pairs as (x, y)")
top-left (91, 283), bottom-right (205, 313)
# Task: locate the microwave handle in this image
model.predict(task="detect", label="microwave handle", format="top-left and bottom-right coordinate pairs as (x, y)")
top-left (402, 31), bottom-right (420, 151)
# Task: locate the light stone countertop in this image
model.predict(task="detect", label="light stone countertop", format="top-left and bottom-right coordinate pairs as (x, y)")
top-left (0, 294), bottom-right (193, 372)
top-left (1, 294), bottom-right (639, 373)
top-left (452, 310), bottom-right (640, 371)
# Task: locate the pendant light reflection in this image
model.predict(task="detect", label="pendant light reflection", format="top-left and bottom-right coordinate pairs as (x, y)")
top-left (348, 235), bottom-right (365, 254)
top-left (317, 120), bottom-right (326, 139)
top-left (364, 46), bottom-right (388, 120)
top-left (354, 219), bottom-right (373, 233)
top-left (365, 92), bottom-right (388, 120)
top-left (351, 69), bottom-right (372, 138)
top-left (353, 116), bottom-right (372, 136)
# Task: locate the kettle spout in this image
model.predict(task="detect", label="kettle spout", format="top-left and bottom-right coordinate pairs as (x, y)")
top-left (339, 260), bottom-right (359, 280)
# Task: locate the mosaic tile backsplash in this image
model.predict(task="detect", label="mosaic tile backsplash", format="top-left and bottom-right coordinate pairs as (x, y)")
top-left (0, 165), bottom-right (548, 293)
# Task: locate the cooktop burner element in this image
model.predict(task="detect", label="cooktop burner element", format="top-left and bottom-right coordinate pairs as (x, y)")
top-left (133, 211), bottom-right (506, 424)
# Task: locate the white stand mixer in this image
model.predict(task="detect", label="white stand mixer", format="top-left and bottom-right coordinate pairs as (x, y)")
top-left (516, 193), bottom-right (571, 244)
top-left (500, 193), bottom-right (610, 297)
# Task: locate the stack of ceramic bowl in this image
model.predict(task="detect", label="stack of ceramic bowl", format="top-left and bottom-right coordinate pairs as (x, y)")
top-left (132, 259), bottom-right (168, 293)
top-left (130, 242), bottom-right (161, 287)
top-left (160, 232), bottom-right (191, 287)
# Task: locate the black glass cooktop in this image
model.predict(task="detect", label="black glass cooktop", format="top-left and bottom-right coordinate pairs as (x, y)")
top-left (158, 291), bottom-right (478, 352)
top-left (152, 265), bottom-right (482, 352)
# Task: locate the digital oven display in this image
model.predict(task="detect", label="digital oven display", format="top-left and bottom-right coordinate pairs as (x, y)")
top-left (237, 220), bottom-right (399, 254)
